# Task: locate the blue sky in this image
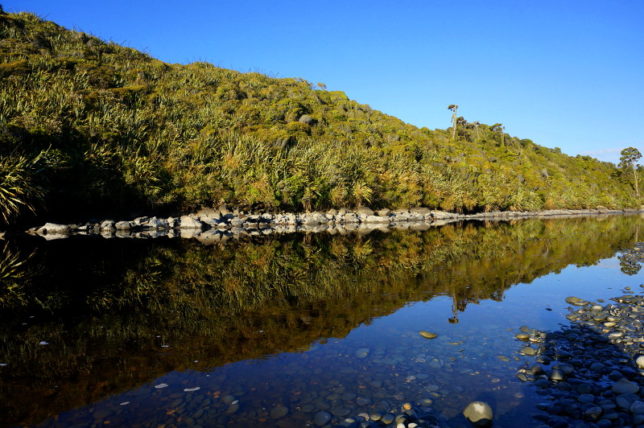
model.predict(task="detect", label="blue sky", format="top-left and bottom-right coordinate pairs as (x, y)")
top-left (5, 0), bottom-right (643, 163)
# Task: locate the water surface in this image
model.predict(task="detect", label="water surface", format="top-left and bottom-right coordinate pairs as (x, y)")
top-left (0, 215), bottom-right (642, 427)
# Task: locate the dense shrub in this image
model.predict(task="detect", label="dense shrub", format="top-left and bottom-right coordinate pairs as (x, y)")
top-left (0, 11), bottom-right (640, 225)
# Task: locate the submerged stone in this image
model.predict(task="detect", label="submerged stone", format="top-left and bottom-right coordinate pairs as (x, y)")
top-left (463, 401), bottom-right (493, 426)
top-left (270, 405), bottom-right (289, 419)
top-left (355, 348), bottom-right (370, 359)
top-left (612, 378), bottom-right (639, 395)
top-left (565, 296), bottom-right (589, 306)
top-left (313, 410), bottom-right (332, 426)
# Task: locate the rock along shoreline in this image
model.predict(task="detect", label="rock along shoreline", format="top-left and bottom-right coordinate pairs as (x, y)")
top-left (18, 207), bottom-right (643, 241)
top-left (515, 292), bottom-right (643, 428)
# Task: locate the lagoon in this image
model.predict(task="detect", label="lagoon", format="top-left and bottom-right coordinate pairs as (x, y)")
top-left (0, 215), bottom-right (642, 427)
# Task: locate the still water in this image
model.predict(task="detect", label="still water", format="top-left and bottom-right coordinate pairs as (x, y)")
top-left (0, 216), bottom-right (642, 427)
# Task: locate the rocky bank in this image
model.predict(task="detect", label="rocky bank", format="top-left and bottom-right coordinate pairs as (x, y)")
top-left (19, 207), bottom-right (642, 241)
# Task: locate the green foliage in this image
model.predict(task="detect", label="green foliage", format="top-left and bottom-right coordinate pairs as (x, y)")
top-left (0, 154), bottom-right (44, 224)
top-left (619, 147), bottom-right (642, 169)
top-left (0, 243), bottom-right (30, 307)
top-left (0, 11), bottom-right (640, 224)
top-left (619, 147), bottom-right (642, 197)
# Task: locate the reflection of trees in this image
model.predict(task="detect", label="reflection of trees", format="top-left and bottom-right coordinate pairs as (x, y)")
top-left (0, 243), bottom-right (32, 307)
top-left (0, 216), bottom-right (641, 427)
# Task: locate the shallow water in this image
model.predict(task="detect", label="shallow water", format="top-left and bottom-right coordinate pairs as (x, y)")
top-left (0, 215), bottom-right (642, 427)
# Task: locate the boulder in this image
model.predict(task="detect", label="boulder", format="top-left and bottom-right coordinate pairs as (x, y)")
top-left (430, 210), bottom-right (454, 220)
top-left (229, 217), bottom-right (244, 227)
top-left (167, 217), bottom-right (178, 228)
top-left (100, 220), bottom-right (115, 231)
top-left (300, 212), bottom-right (327, 225)
top-left (179, 216), bottom-right (204, 230)
top-left (133, 216), bottom-right (149, 225)
top-left (115, 221), bottom-right (132, 230)
top-left (38, 223), bottom-right (71, 235)
top-left (146, 217), bottom-right (167, 229)
top-left (355, 207), bottom-right (374, 217)
top-left (410, 207), bottom-right (432, 215)
top-left (196, 207), bottom-right (220, 220)
top-left (341, 212), bottom-right (360, 223)
top-left (364, 215), bottom-right (389, 223)
top-left (217, 205), bottom-right (232, 216)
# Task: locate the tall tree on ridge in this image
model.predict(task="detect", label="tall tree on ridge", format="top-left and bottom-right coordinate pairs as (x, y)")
top-left (448, 104), bottom-right (459, 140)
top-left (619, 147), bottom-right (642, 198)
top-left (491, 123), bottom-right (505, 147)
top-left (472, 121), bottom-right (481, 141)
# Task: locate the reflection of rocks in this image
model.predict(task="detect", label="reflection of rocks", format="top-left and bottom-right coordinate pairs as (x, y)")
top-left (517, 294), bottom-right (644, 427)
top-left (619, 242), bottom-right (643, 275)
top-left (25, 209), bottom-right (641, 241)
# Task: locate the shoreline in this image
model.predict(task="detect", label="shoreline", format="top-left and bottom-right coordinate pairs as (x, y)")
top-left (12, 207), bottom-right (644, 242)
top-left (517, 292), bottom-right (643, 427)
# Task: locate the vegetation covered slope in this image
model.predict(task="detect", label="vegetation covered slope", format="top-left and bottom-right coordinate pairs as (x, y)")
top-left (0, 10), bottom-right (640, 225)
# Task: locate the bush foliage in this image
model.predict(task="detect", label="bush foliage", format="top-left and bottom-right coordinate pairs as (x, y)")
top-left (0, 11), bottom-right (641, 225)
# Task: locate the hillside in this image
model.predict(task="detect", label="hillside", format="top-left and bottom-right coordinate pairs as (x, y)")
top-left (0, 10), bottom-right (640, 226)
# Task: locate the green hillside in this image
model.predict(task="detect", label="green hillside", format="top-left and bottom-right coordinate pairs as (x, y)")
top-left (0, 10), bottom-right (640, 225)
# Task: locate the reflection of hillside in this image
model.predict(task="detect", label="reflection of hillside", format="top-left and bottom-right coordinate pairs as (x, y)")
top-left (0, 216), bottom-right (641, 427)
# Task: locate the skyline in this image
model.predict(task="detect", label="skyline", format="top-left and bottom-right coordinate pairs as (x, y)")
top-left (4, 0), bottom-right (644, 164)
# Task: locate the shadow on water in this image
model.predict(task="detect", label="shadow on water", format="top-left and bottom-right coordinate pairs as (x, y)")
top-left (0, 215), bottom-right (642, 427)
top-left (513, 295), bottom-right (643, 428)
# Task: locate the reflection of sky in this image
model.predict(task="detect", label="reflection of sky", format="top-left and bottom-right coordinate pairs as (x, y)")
top-left (39, 253), bottom-right (643, 428)
top-left (596, 257), bottom-right (623, 270)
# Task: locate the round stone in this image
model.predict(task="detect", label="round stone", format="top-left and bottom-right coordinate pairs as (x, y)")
top-left (463, 401), bottom-right (493, 426)
top-left (636, 355), bottom-right (644, 370)
top-left (631, 401), bottom-right (644, 414)
top-left (550, 368), bottom-right (565, 381)
top-left (381, 413), bottom-right (395, 424)
top-left (313, 411), bottom-right (332, 426)
top-left (270, 405), bottom-right (288, 419)
top-left (356, 397), bottom-right (370, 406)
top-left (565, 296), bottom-right (589, 306)
top-left (369, 412), bottom-right (382, 421)
top-left (612, 378), bottom-right (639, 395)
top-left (355, 348), bottom-right (370, 359)
top-left (419, 331), bottom-right (438, 339)
top-left (584, 406), bottom-right (603, 420)
top-left (520, 346), bottom-right (537, 356)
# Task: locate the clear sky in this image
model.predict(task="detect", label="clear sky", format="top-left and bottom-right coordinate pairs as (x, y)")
top-left (4, 0), bottom-right (644, 163)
